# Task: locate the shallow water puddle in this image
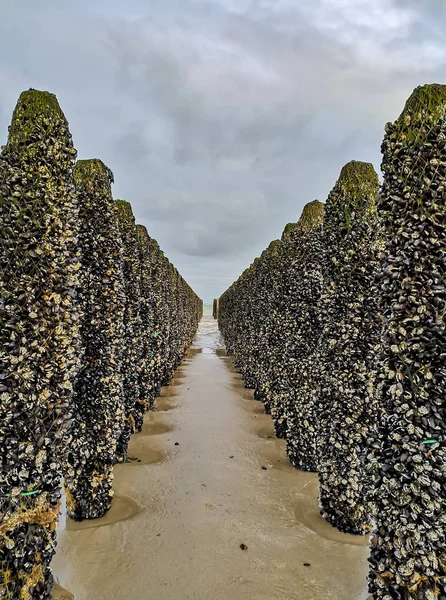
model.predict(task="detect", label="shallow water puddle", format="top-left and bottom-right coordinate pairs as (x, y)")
top-left (53, 308), bottom-right (369, 599)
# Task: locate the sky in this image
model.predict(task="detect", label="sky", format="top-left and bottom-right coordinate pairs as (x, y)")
top-left (1, 1), bottom-right (445, 302)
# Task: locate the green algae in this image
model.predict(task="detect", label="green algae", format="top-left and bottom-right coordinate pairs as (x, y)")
top-left (150, 238), bottom-right (160, 253)
top-left (260, 240), bottom-right (280, 262)
top-left (267, 239), bottom-right (281, 256)
top-left (115, 199), bottom-right (135, 222)
top-left (297, 200), bottom-right (325, 232)
top-left (282, 222), bottom-right (298, 239)
top-left (392, 84), bottom-right (446, 151)
top-left (399, 83), bottom-right (446, 121)
top-left (8, 89), bottom-right (68, 147)
top-left (74, 158), bottom-right (113, 192)
top-left (334, 161), bottom-right (379, 234)
top-left (337, 161), bottom-right (378, 204)
top-left (136, 224), bottom-right (149, 246)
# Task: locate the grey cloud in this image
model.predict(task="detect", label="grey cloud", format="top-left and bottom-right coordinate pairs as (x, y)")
top-left (0, 0), bottom-right (445, 301)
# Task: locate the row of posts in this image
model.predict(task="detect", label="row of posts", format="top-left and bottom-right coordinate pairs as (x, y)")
top-left (216, 83), bottom-right (446, 600)
top-left (0, 89), bottom-right (202, 599)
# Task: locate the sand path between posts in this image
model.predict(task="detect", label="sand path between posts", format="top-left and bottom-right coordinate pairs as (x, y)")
top-left (53, 310), bottom-right (370, 600)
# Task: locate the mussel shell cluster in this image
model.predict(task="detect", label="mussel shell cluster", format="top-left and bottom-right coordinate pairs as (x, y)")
top-left (64, 158), bottom-right (126, 522)
top-left (218, 201), bottom-right (325, 476)
top-left (316, 160), bottom-right (381, 535)
top-left (279, 202), bottom-right (325, 472)
top-left (366, 84), bottom-right (446, 599)
top-left (136, 227), bottom-right (202, 431)
top-left (0, 90), bottom-right (80, 599)
top-left (218, 164), bottom-right (382, 537)
top-left (149, 238), bottom-right (172, 392)
top-left (64, 178), bottom-right (201, 523)
top-left (152, 250), bottom-right (202, 384)
top-left (135, 225), bottom-right (158, 428)
top-left (114, 200), bottom-right (143, 462)
top-left (0, 88), bottom-right (202, 598)
top-left (218, 84), bottom-right (446, 599)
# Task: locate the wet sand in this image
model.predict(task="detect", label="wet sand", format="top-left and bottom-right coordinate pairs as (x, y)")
top-left (52, 584), bottom-right (74, 600)
top-left (53, 311), bottom-right (370, 599)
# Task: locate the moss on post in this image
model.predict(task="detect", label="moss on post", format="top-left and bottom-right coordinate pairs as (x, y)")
top-left (64, 159), bottom-right (125, 521)
top-left (281, 222), bottom-right (297, 239)
top-left (0, 89), bottom-right (79, 599)
top-left (398, 83), bottom-right (446, 125)
top-left (7, 89), bottom-right (66, 146)
top-left (296, 200), bottom-right (324, 231)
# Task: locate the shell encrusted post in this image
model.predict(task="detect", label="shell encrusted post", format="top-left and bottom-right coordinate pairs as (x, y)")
top-left (134, 225), bottom-right (157, 428)
top-left (64, 159), bottom-right (125, 521)
top-left (366, 84), bottom-right (446, 599)
top-left (316, 160), bottom-right (381, 535)
top-left (114, 200), bottom-right (143, 462)
top-left (0, 89), bottom-right (80, 599)
top-left (135, 225), bottom-right (202, 431)
top-left (281, 200), bottom-right (325, 472)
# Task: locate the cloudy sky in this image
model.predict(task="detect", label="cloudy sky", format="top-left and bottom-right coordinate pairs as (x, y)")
top-left (1, 1), bottom-right (445, 302)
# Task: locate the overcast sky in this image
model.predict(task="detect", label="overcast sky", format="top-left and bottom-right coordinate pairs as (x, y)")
top-left (1, 1), bottom-right (445, 302)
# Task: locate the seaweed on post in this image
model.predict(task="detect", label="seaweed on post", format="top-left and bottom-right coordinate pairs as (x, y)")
top-left (0, 89), bottom-right (79, 599)
top-left (64, 159), bottom-right (125, 521)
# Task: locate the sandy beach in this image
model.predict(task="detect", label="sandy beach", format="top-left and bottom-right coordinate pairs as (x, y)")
top-left (53, 311), bottom-right (370, 600)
